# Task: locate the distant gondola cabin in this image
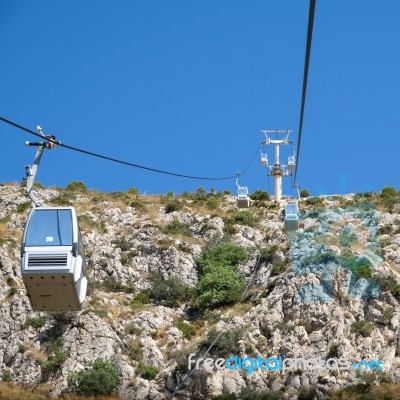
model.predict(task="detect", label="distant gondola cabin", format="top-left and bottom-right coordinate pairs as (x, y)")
top-left (284, 202), bottom-right (299, 231)
top-left (237, 186), bottom-right (250, 208)
top-left (260, 153), bottom-right (268, 166)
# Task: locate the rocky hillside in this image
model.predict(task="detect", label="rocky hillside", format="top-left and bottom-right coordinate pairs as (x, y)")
top-left (0, 182), bottom-right (399, 400)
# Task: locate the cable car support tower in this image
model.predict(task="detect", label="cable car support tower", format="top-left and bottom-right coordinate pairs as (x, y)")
top-left (261, 129), bottom-right (295, 202)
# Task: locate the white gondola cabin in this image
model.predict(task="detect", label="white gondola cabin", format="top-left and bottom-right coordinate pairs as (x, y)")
top-left (237, 186), bottom-right (250, 208)
top-left (288, 155), bottom-right (295, 172)
top-left (21, 207), bottom-right (87, 311)
top-left (284, 202), bottom-right (299, 231)
top-left (260, 153), bottom-right (268, 166)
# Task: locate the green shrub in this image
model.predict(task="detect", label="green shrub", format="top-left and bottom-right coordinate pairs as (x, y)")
top-left (40, 335), bottom-right (70, 379)
top-left (339, 227), bottom-right (358, 248)
top-left (130, 199), bottom-right (146, 210)
top-left (50, 194), bottom-right (74, 206)
top-left (298, 386), bottom-right (317, 400)
top-left (351, 320), bottom-right (374, 337)
top-left (172, 347), bottom-right (197, 372)
top-left (164, 200), bottom-right (182, 213)
top-left (18, 344), bottom-right (27, 353)
top-left (380, 186), bottom-right (398, 212)
top-left (137, 362), bottom-right (158, 380)
top-left (66, 181), bottom-right (87, 192)
top-left (206, 197), bottom-right (220, 210)
top-left (223, 221), bottom-right (236, 235)
top-left (148, 273), bottom-right (193, 307)
top-left (262, 279), bottom-right (277, 298)
top-left (306, 197), bottom-right (324, 206)
top-left (252, 200), bottom-right (269, 208)
top-left (120, 250), bottom-right (137, 266)
top-left (16, 202), bottom-right (31, 213)
top-left (102, 275), bottom-right (133, 293)
top-left (197, 243), bottom-right (248, 274)
top-left (274, 321), bottom-right (293, 334)
top-left (250, 190), bottom-right (270, 201)
top-left (162, 219), bottom-right (192, 236)
top-left (378, 225), bottom-right (393, 235)
top-left (391, 284), bottom-right (400, 298)
top-left (178, 242), bottom-right (192, 253)
top-left (240, 387), bottom-right (284, 400)
top-left (300, 189), bottom-right (310, 198)
top-left (124, 324), bottom-right (143, 336)
top-left (327, 343), bottom-right (339, 358)
top-left (355, 266), bottom-right (372, 280)
top-left (259, 246), bottom-right (278, 264)
top-left (126, 342), bottom-right (143, 361)
top-left (111, 237), bottom-right (132, 252)
top-left (233, 211), bottom-right (256, 227)
top-left (41, 348), bottom-right (69, 377)
top-left (7, 287), bottom-right (17, 297)
top-left (196, 266), bottom-right (245, 309)
top-left (130, 291), bottom-right (149, 309)
top-left (270, 261), bottom-right (288, 276)
top-left (49, 311), bottom-right (74, 325)
top-left (373, 274), bottom-right (397, 292)
top-left (381, 186), bottom-right (397, 199)
top-left (182, 187), bottom-right (209, 203)
top-left (81, 309), bottom-right (107, 318)
top-left (26, 317), bottom-right (46, 329)
top-left (68, 358), bottom-right (119, 395)
top-left (201, 327), bottom-right (245, 358)
top-left (2, 371), bottom-right (12, 382)
top-left (383, 307), bottom-right (394, 321)
top-left (177, 321), bottom-right (196, 339)
top-left (126, 187), bottom-right (139, 197)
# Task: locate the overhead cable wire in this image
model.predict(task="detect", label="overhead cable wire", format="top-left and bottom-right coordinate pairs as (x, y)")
top-left (0, 116), bottom-right (236, 181)
top-left (293, 0), bottom-right (316, 184)
top-left (239, 145), bottom-right (262, 176)
top-left (167, 253), bottom-right (263, 400)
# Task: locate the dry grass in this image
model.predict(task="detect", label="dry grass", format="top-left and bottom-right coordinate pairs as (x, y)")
top-left (0, 382), bottom-right (119, 399)
top-left (105, 295), bottom-right (133, 321)
top-left (0, 383), bottom-right (51, 400)
top-left (331, 383), bottom-right (400, 400)
top-left (223, 301), bottom-right (254, 317)
top-left (0, 222), bottom-right (8, 239)
top-left (25, 349), bottom-right (47, 363)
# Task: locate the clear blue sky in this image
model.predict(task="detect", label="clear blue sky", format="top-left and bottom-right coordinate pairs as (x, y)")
top-left (1, 1), bottom-right (399, 196)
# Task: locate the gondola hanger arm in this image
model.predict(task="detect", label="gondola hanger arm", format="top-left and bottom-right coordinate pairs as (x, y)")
top-left (25, 126), bottom-right (59, 207)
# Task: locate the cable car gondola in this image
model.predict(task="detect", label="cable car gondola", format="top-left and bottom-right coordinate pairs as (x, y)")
top-left (260, 153), bottom-right (268, 166)
top-left (235, 174), bottom-right (250, 209)
top-left (20, 130), bottom-right (88, 311)
top-left (288, 155), bottom-right (295, 172)
top-left (21, 207), bottom-right (87, 311)
top-left (237, 186), bottom-right (250, 208)
top-left (284, 201), bottom-right (299, 231)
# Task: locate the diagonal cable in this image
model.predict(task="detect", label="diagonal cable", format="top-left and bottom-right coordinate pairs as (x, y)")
top-left (293, 0), bottom-right (317, 184)
top-left (167, 254), bottom-right (262, 400)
